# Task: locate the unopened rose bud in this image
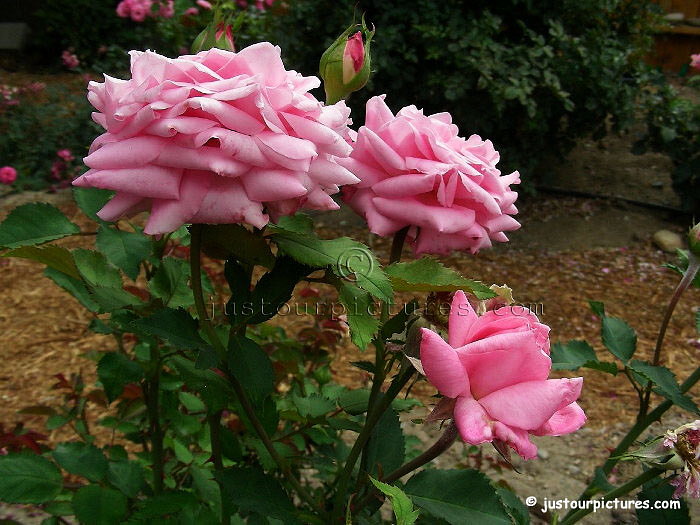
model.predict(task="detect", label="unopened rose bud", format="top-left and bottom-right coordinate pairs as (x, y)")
top-left (319, 21), bottom-right (374, 104)
top-left (192, 22), bottom-right (235, 52)
top-left (688, 223), bottom-right (700, 257)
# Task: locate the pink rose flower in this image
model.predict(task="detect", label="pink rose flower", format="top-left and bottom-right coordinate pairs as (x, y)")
top-left (61, 51), bottom-right (80, 69)
top-left (340, 95), bottom-right (520, 255)
top-left (57, 149), bottom-right (74, 162)
top-left (419, 290), bottom-right (586, 459)
top-left (116, 0), bottom-right (131, 17)
top-left (0, 166), bottom-right (17, 185)
top-left (158, 0), bottom-right (174, 18)
top-left (130, 5), bottom-right (148, 22)
top-left (184, 7), bottom-right (199, 16)
top-left (691, 54), bottom-right (700, 70)
top-left (74, 44), bottom-right (358, 235)
top-left (196, 0), bottom-right (212, 8)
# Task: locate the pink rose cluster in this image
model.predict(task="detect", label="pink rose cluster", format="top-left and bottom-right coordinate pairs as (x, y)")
top-left (691, 54), bottom-right (700, 70)
top-left (340, 96), bottom-right (520, 255)
top-left (0, 166), bottom-right (17, 185)
top-left (74, 43), bottom-right (358, 235)
top-left (419, 291), bottom-right (586, 459)
top-left (61, 51), bottom-right (80, 69)
top-left (116, 0), bottom-right (174, 22)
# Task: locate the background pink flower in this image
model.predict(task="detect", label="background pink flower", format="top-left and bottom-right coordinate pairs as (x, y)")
top-left (61, 51), bottom-right (80, 69)
top-left (74, 44), bottom-right (358, 235)
top-left (0, 166), bottom-right (17, 185)
top-left (57, 149), bottom-right (74, 162)
top-left (691, 53), bottom-right (700, 70)
top-left (196, 0), bottom-right (212, 9)
top-left (341, 95), bottom-right (520, 255)
top-left (419, 290), bottom-right (586, 459)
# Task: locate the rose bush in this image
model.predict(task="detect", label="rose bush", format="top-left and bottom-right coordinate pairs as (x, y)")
top-left (341, 95), bottom-right (520, 254)
top-left (74, 43), bottom-right (359, 234)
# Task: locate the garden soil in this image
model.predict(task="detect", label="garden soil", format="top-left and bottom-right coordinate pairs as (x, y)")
top-left (1, 96), bottom-right (699, 522)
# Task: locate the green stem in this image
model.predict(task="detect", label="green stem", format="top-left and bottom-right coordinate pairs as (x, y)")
top-left (640, 252), bottom-right (700, 417)
top-left (354, 423), bottom-right (459, 513)
top-left (189, 225), bottom-right (319, 512)
top-left (144, 345), bottom-right (164, 494)
top-left (564, 364), bottom-right (700, 521)
top-left (332, 364), bottom-right (415, 521)
top-left (559, 469), bottom-right (664, 525)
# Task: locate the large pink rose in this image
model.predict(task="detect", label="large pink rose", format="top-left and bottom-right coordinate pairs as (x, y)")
top-left (419, 290), bottom-right (586, 459)
top-left (74, 43), bottom-right (358, 235)
top-left (340, 96), bottom-right (520, 255)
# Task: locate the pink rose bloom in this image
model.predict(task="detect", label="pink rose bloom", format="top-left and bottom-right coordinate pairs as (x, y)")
top-left (419, 290), bottom-right (586, 459)
top-left (0, 166), bottom-right (17, 185)
top-left (74, 44), bottom-right (357, 235)
top-left (184, 7), bottom-right (199, 16)
top-left (130, 5), bottom-right (148, 22)
top-left (341, 96), bottom-right (520, 255)
top-left (196, 0), bottom-right (212, 9)
top-left (158, 0), bottom-right (174, 18)
top-left (691, 54), bottom-right (700, 70)
top-left (116, 0), bottom-right (131, 17)
top-left (61, 51), bottom-right (80, 69)
top-left (57, 149), bottom-right (74, 162)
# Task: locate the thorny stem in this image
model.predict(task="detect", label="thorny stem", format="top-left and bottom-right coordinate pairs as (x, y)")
top-left (143, 344), bottom-right (164, 494)
top-left (639, 252), bottom-right (700, 417)
top-left (332, 363), bottom-right (415, 522)
top-left (354, 423), bottom-right (459, 514)
top-left (189, 225), bottom-right (319, 514)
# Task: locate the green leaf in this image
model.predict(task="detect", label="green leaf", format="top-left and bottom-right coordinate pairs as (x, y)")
top-left (217, 467), bottom-right (299, 524)
top-left (228, 335), bottom-right (274, 404)
top-left (52, 442), bottom-right (108, 482)
top-left (338, 282), bottom-right (379, 350)
top-left (628, 360), bottom-right (699, 414)
top-left (495, 486), bottom-right (530, 525)
top-left (0, 453), bottom-right (63, 503)
top-left (89, 285), bottom-right (143, 312)
top-left (382, 299), bottom-right (419, 339)
top-left (44, 268), bottom-right (100, 312)
top-left (272, 230), bottom-right (392, 302)
top-left (3, 245), bottom-right (79, 279)
top-left (132, 308), bottom-right (208, 350)
top-left (0, 203), bottom-right (79, 249)
top-left (385, 258), bottom-right (494, 299)
top-left (245, 257), bottom-right (310, 324)
top-left (201, 224), bottom-right (275, 268)
top-left (130, 491), bottom-right (199, 520)
top-left (72, 485), bottom-right (128, 525)
top-left (370, 477), bottom-right (420, 525)
top-left (404, 469), bottom-right (511, 525)
top-left (338, 388), bottom-right (372, 415)
top-left (73, 249), bottom-right (123, 289)
top-left (275, 213), bottom-right (313, 234)
top-left (292, 393), bottom-right (336, 418)
top-left (168, 355), bottom-right (233, 413)
top-left (107, 460), bottom-right (145, 498)
top-left (98, 352), bottom-right (144, 402)
top-left (588, 301), bottom-right (606, 318)
top-left (149, 257), bottom-right (193, 308)
top-left (637, 481), bottom-right (689, 524)
top-left (601, 317), bottom-right (637, 363)
top-left (225, 258), bottom-right (252, 326)
top-left (366, 408), bottom-right (404, 477)
top-left (179, 391), bottom-right (206, 413)
top-left (550, 340), bottom-right (617, 374)
top-left (73, 187), bottom-right (113, 222)
top-left (96, 225), bottom-right (152, 280)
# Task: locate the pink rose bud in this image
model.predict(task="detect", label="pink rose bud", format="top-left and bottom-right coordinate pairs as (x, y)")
top-left (196, 0), bottom-right (212, 8)
top-left (689, 223), bottom-right (700, 256)
top-left (691, 53), bottom-right (700, 70)
top-left (184, 6), bottom-right (199, 16)
top-left (0, 166), bottom-right (17, 185)
top-left (319, 21), bottom-right (374, 104)
top-left (191, 20), bottom-right (236, 52)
